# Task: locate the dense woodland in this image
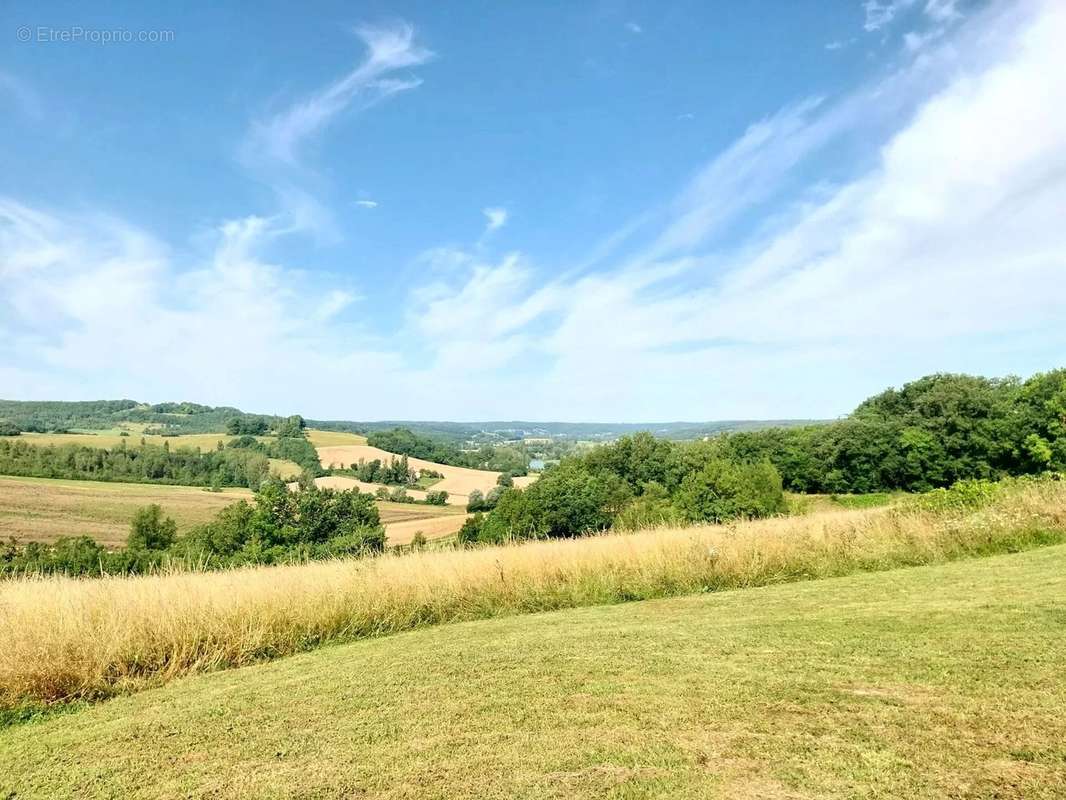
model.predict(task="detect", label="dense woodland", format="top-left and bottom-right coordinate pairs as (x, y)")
top-left (715, 370), bottom-right (1066, 493)
top-left (460, 370), bottom-right (1066, 543)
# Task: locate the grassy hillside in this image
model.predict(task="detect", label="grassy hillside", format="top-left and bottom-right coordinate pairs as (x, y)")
top-left (2, 478), bottom-right (1063, 711)
top-left (3, 545), bottom-right (1064, 798)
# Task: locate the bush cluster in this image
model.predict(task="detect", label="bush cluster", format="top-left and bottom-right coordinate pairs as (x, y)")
top-left (459, 434), bottom-right (788, 544)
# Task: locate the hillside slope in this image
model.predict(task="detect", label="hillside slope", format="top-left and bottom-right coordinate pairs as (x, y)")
top-left (3, 545), bottom-right (1064, 799)
top-left (316, 443), bottom-right (536, 505)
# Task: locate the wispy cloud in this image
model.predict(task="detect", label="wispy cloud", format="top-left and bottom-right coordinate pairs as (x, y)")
top-left (924, 0), bottom-right (961, 23)
top-left (863, 0), bottom-right (918, 32)
top-left (482, 207), bottom-right (509, 234)
top-left (355, 199), bottom-right (379, 209)
top-left (239, 21), bottom-right (431, 241)
top-left (248, 22), bottom-right (432, 167)
top-left (0, 202), bottom-right (392, 412)
top-left (5, 1), bottom-right (1064, 420)
top-left (625, 22), bottom-right (643, 34)
top-left (399, 0), bottom-right (1066, 418)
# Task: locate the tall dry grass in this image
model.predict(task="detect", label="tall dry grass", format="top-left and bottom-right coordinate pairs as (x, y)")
top-left (2, 479), bottom-right (1065, 710)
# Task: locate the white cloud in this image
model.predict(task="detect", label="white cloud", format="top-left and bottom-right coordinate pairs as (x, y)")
top-left (401, 0), bottom-right (1066, 418)
top-left (625, 22), bottom-right (643, 34)
top-left (863, 0), bottom-right (918, 32)
top-left (824, 39), bottom-right (854, 51)
top-left (482, 207), bottom-right (509, 233)
top-left (0, 201), bottom-right (398, 415)
top-left (355, 199), bottom-right (379, 208)
top-left (314, 290), bottom-right (357, 321)
top-left (239, 21), bottom-right (431, 241)
top-left (924, 0), bottom-right (961, 23)
top-left (4, 0), bottom-right (1065, 421)
top-left (248, 22), bottom-right (432, 167)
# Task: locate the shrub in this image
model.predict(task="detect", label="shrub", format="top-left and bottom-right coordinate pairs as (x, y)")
top-left (127, 504), bottom-right (178, 551)
top-left (457, 513), bottom-right (485, 546)
top-left (467, 489), bottom-right (485, 512)
top-left (674, 460), bottom-right (786, 523)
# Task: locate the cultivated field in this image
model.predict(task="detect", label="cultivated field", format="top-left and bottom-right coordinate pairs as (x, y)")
top-left (3, 544), bottom-right (1064, 798)
top-left (0, 476), bottom-right (253, 547)
top-left (2, 478), bottom-right (1062, 711)
top-left (369, 499), bottom-right (468, 545)
top-left (303, 429), bottom-right (368, 447)
top-left (0, 476), bottom-right (460, 548)
top-left (13, 429), bottom-right (233, 451)
top-left (317, 444), bottom-right (536, 505)
top-left (11, 427), bottom-right (366, 452)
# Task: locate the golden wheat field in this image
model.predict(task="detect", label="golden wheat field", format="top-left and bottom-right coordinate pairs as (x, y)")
top-left (0, 476), bottom-right (255, 547)
top-left (13, 427), bottom-right (366, 452)
top-left (316, 444), bottom-right (536, 504)
top-left (0, 475), bottom-right (461, 549)
top-left (2, 479), bottom-right (1063, 711)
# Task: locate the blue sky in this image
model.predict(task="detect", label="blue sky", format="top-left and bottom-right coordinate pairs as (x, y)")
top-left (2, 0), bottom-right (1064, 421)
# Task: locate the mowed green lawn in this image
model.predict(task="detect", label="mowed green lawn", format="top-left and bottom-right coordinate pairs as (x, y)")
top-left (3, 546), bottom-right (1065, 799)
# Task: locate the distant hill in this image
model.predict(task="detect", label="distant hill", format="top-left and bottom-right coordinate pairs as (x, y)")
top-left (307, 418), bottom-right (824, 442)
top-left (0, 399), bottom-right (822, 442)
top-left (0, 399), bottom-right (275, 436)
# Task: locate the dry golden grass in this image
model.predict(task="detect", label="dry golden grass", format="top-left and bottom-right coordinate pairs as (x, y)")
top-left (6, 546), bottom-right (1066, 798)
top-left (266, 458), bottom-right (301, 479)
top-left (1, 479), bottom-right (1063, 711)
top-left (303, 429), bottom-right (368, 447)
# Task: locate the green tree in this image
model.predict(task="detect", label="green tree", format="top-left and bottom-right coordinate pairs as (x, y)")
top-left (127, 504), bottom-right (178, 551)
top-left (674, 460), bottom-right (785, 524)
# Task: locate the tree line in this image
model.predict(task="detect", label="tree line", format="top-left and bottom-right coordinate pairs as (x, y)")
top-left (0, 438), bottom-right (273, 488)
top-left (713, 370), bottom-right (1065, 493)
top-left (366, 428), bottom-right (530, 475)
top-left (458, 369), bottom-right (1066, 544)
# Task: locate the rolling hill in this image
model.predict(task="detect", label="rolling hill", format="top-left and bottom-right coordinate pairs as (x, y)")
top-left (316, 443), bottom-right (536, 506)
top-left (3, 545), bottom-right (1063, 798)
